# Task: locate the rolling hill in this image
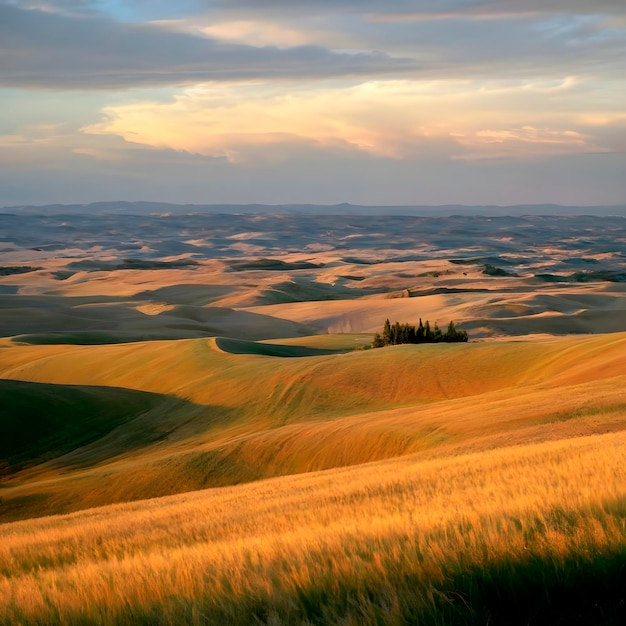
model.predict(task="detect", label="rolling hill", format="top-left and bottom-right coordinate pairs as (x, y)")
top-left (2, 212), bottom-right (626, 623)
top-left (1, 331), bottom-right (625, 526)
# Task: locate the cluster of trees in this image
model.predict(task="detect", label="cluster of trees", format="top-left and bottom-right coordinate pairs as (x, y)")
top-left (372, 318), bottom-right (468, 348)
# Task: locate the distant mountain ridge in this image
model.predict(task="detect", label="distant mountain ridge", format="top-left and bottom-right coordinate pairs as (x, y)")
top-left (2, 201), bottom-right (626, 217)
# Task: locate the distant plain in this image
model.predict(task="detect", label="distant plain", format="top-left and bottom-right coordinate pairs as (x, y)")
top-left (1, 207), bottom-right (626, 624)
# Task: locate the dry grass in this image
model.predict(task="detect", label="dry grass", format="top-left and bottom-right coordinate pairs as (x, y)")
top-left (4, 209), bottom-right (626, 622)
top-left (1, 431), bottom-right (625, 624)
top-left (3, 332), bottom-right (626, 417)
top-left (2, 332), bottom-right (626, 623)
top-left (2, 333), bottom-right (626, 524)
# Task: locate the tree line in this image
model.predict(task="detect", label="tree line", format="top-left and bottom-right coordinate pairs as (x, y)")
top-left (372, 318), bottom-right (468, 348)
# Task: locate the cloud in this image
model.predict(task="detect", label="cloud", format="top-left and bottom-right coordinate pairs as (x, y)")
top-left (0, 4), bottom-right (412, 90)
top-left (453, 126), bottom-right (594, 161)
top-left (209, 0), bottom-right (626, 18)
top-left (81, 78), bottom-right (621, 166)
top-left (3, 0), bottom-right (92, 13)
top-left (173, 2), bottom-right (626, 85)
top-left (2, 0), bottom-right (624, 208)
top-left (3, 0), bottom-right (201, 19)
top-left (3, 1), bottom-right (624, 92)
top-left (339, 11), bottom-right (626, 83)
top-left (24, 0), bottom-right (626, 17)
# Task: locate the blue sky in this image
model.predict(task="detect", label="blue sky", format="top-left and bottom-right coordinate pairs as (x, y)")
top-left (1, 0), bottom-right (625, 207)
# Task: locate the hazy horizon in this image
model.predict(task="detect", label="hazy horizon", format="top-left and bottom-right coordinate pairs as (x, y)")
top-left (3, 200), bottom-right (626, 219)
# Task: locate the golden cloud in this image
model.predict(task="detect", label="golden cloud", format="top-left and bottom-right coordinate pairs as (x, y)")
top-left (83, 79), bottom-right (612, 163)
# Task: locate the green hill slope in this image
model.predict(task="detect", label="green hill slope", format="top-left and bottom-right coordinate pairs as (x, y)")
top-left (0, 380), bottom-right (167, 476)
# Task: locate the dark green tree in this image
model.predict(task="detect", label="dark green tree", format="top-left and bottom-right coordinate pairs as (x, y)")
top-left (433, 322), bottom-right (442, 342)
top-left (372, 317), bottom-right (468, 347)
top-left (382, 318), bottom-right (392, 345)
top-left (444, 320), bottom-right (468, 342)
top-left (424, 320), bottom-right (432, 342)
top-left (416, 318), bottom-right (425, 342)
top-left (372, 333), bottom-right (385, 348)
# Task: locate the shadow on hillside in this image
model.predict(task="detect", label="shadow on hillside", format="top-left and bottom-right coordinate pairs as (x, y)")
top-left (133, 283), bottom-right (234, 306)
top-left (0, 379), bottom-right (236, 477)
top-left (434, 546), bottom-right (626, 625)
top-left (5, 293), bottom-right (317, 344)
top-left (214, 337), bottom-right (347, 357)
top-left (243, 522), bottom-right (626, 626)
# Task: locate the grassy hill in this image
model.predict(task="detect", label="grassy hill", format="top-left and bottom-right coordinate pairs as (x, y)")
top-left (1, 332), bottom-right (625, 521)
top-left (1, 331), bottom-right (626, 622)
top-left (0, 379), bottom-right (167, 475)
top-left (1, 430), bottom-right (625, 624)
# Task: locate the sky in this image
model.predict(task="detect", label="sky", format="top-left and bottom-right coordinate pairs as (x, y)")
top-left (1, 0), bottom-right (625, 207)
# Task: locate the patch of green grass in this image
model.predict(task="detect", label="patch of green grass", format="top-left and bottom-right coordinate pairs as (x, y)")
top-left (67, 258), bottom-right (199, 271)
top-left (262, 333), bottom-right (374, 351)
top-left (535, 271), bottom-right (626, 283)
top-left (450, 256), bottom-right (518, 267)
top-left (0, 380), bottom-right (164, 475)
top-left (226, 259), bottom-right (322, 271)
top-left (0, 266), bottom-right (42, 276)
top-left (215, 337), bottom-right (348, 357)
top-left (11, 332), bottom-right (173, 345)
top-left (51, 270), bottom-right (75, 280)
top-left (483, 263), bottom-right (516, 277)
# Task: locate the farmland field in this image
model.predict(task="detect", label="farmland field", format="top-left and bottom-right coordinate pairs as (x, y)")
top-left (1, 209), bottom-right (626, 624)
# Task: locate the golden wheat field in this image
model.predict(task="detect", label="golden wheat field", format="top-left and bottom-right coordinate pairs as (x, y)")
top-left (2, 431), bottom-right (626, 625)
top-left (2, 212), bottom-right (626, 624)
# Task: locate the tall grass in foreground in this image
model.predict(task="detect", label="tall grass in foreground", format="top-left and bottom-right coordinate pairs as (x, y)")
top-left (1, 431), bottom-right (625, 624)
